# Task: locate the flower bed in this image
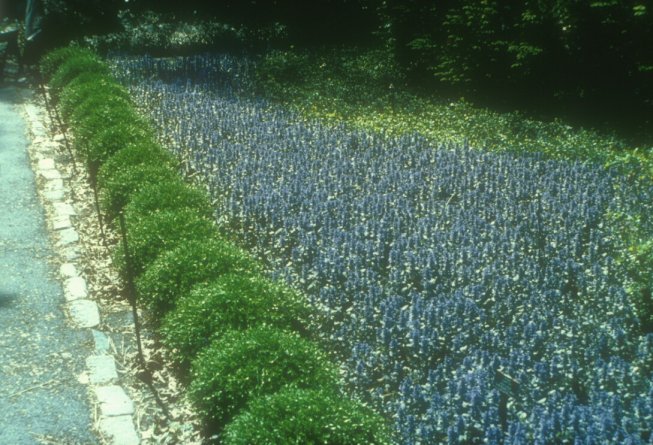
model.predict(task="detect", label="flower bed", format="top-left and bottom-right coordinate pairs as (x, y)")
top-left (113, 54), bottom-right (653, 444)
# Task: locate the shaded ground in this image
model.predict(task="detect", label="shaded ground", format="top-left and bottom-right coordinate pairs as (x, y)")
top-left (0, 82), bottom-right (98, 444)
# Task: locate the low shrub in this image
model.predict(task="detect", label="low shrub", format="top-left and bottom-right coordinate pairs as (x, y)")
top-left (99, 162), bottom-right (178, 221)
top-left (223, 387), bottom-right (393, 445)
top-left (84, 120), bottom-right (155, 168)
top-left (116, 208), bottom-right (218, 277)
top-left (71, 97), bottom-right (140, 160)
top-left (135, 238), bottom-right (259, 320)
top-left (189, 326), bottom-right (339, 430)
top-left (59, 74), bottom-right (131, 122)
top-left (124, 180), bottom-right (213, 222)
top-left (48, 53), bottom-right (109, 100)
top-left (40, 46), bottom-right (99, 81)
top-left (69, 92), bottom-right (135, 127)
top-left (96, 142), bottom-right (176, 190)
top-left (61, 70), bottom-right (119, 91)
top-left (160, 272), bottom-right (311, 371)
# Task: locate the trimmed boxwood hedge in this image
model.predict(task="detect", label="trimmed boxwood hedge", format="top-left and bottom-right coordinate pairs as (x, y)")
top-left (87, 120), bottom-right (155, 165)
top-left (59, 74), bottom-right (131, 122)
top-left (135, 238), bottom-right (259, 320)
top-left (124, 180), bottom-right (214, 222)
top-left (71, 99), bottom-right (143, 169)
top-left (160, 272), bottom-right (311, 371)
top-left (96, 141), bottom-right (176, 188)
top-left (116, 208), bottom-right (218, 277)
top-left (49, 53), bottom-right (110, 100)
top-left (40, 46), bottom-right (99, 82)
top-left (223, 387), bottom-right (393, 445)
top-left (189, 326), bottom-right (339, 430)
top-left (70, 93), bottom-right (136, 129)
top-left (99, 163), bottom-right (178, 220)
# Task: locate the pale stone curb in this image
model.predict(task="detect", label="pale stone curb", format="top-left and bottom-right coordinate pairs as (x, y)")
top-left (44, 178), bottom-right (66, 202)
top-left (60, 262), bottom-right (78, 278)
top-left (68, 299), bottom-right (100, 328)
top-left (58, 227), bottom-right (80, 246)
top-left (98, 415), bottom-right (140, 445)
top-left (38, 158), bottom-right (55, 170)
top-left (44, 188), bottom-right (65, 202)
top-left (53, 215), bottom-right (72, 230)
top-left (24, 97), bottom-right (141, 445)
top-left (54, 202), bottom-right (77, 217)
top-left (40, 168), bottom-right (62, 180)
top-left (61, 245), bottom-right (81, 261)
top-left (64, 276), bottom-right (88, 301)
top-left (94, 385), bottom-right (135, 417)
top-left (86, 355), bottom-right (119, 385)
top-left (44, 178), bottom-right (64, 193)
top-left (91, 329), bottom-right (111, 354)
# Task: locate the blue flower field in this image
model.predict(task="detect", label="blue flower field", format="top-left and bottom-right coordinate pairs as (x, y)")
top-left (113, 55), bottom-right (653, 444)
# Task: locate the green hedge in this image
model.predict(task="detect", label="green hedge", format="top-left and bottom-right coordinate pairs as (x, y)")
top-left (124, 180), bottom-right (214, 222)
top-left (99, 163), bottom-right (178, 221)
top-left (40, 46), bottom-right (100, 81)
top-left (223, 387), bottom-right (393, 445)
top-left (136, 238), bottom-right (259, 320)
top-left (116, 208), bottom-right (218, 277)
top-left (48, 53), bottom-right (110, 101)
top-left (96, 141), bottom-right (176, 189)
top-left (189, 326), bottom-right (339, 430)
top-left (69, 93), bottom-right (136, 129)
top-left (161, 273), bottom-right (311, 371)
top-left (71, 99), bottom-right (143, 168)
top-left (85, 120), bottom-right (155, 167)
top-left (59, 74), bottom-right (131, 122)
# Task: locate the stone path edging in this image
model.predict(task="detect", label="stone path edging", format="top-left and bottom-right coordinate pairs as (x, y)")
top-left (22, 99), bottom-right (140, 445)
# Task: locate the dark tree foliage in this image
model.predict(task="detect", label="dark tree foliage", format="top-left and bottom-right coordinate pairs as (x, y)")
top-left (377, 0), bottom-right (652, 141)
top-left (127, 0), bottom-right (379, 46)
top-left (16, 0), bottom-right (122, 61)
top-left (42, 0), bottom-right (121, 40)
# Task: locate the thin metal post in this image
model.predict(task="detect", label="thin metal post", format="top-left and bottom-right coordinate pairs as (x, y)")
top-left (118, 212), bottom-right (172, 421)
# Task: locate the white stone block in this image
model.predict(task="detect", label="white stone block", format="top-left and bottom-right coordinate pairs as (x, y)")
top-left (38, 158), bottom-right (56, 170)
top-left (68, 300), bottom-right (100, 328)
top-left (98, 415), bottom-right (140, 445)
top-left (60, 262), bottom-right (77, 278)
top-left (53, 215), bottom-right (72, 230)
top-left (33, 135), bottom-right (49, 145)
top-left (91, 329), bottom-right (111, 354)
top-left (61, 246), bottom-right (81, 261)
top-left (86, 355), bottom-right (118, 384)
top-left (40, 169), bottom-right (62, 180)
top-left (94, 386), bottom-right (134, 417)
top-left (64, 276), bottom-right (88, 301)
top-left (32, 126), bottom-right (47, 137)
top-left (54, 202), bottom-right (76, 216)
top-left (44, 188), bottom-right (65, 202)
top-left (45, 178), bottom-right (64, 192)
top-left (58, 227), bottom-right (79, 246)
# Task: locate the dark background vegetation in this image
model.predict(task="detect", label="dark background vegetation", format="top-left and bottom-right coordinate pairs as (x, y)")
top-left (27, 0), bottom-right (653, 144)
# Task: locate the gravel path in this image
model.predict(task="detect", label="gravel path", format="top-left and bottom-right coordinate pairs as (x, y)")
top-left (0, 86), bottom-right (99, 445)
